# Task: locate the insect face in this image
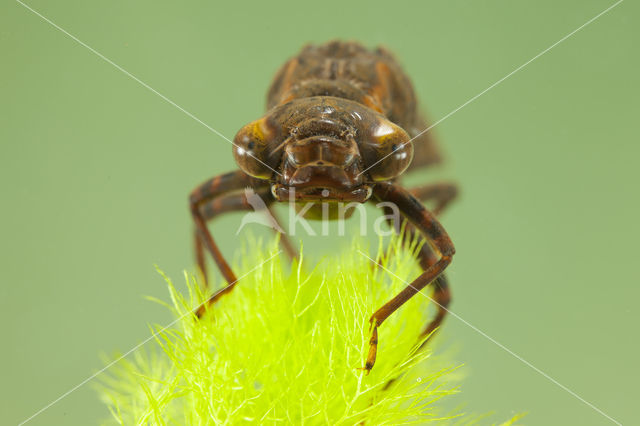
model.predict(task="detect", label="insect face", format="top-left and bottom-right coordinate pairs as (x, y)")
top-left (273, 134), bottom-right (371, 203)
top-left (232, 96), bottom-right (413, 204)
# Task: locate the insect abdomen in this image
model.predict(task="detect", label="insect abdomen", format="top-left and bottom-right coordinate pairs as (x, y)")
top-left (267, 41), bottom-right (415, 125)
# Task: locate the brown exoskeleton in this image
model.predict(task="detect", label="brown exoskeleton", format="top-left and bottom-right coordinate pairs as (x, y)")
top-left (189, 41), bottom-right (457, 372)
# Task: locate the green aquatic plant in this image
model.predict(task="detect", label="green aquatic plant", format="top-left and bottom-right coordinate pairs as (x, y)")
top-left (98, 235), bottom-right (521, 425)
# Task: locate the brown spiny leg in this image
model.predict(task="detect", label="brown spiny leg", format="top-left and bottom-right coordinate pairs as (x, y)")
top-left (376, 221), bottom-right (451, 391)
top-left (409, 182), bottom-right (458, 216)
top-left (193, 186), bottom-right (274, 317)
top-left (400, 228), bottom-right (452, 344)
top-left (189, 171), bottom-right (271, 310)
top-left (362, 182), bottom-right (455, 372)
top-left (384, 181), bottom-right (456, 333)
top-left (190, 171), bottom-right (257, 285)
top-left (420, 274), bottom-right (450, 341)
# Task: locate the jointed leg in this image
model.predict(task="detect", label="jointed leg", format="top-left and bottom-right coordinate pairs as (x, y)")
top-left (377, 181), bottom-right (457, 264)
top-left (375, 220), bottom-right (451, 394)
top-left (190, 171), bottom-right (271, 312)
top-left (193, 186), bottom-right (275, 316)
top-left (409, 182), bottom-right (458, 216)
top-left (410, 237), bottom-right (452, 344)
top-left (363, 182), bottom-right (455, 372)
top-left (382, 184), bottom-right (455, 340)
top-left (420, 275), bottom-right (450, 342)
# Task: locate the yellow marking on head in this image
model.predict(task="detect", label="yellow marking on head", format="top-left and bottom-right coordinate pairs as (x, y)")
top-left (250, 118), bottom-right (269, 142)
top-left (373, 120), bottom-right (395, 138)
top-left (373, 119), bottom-right (405, 145)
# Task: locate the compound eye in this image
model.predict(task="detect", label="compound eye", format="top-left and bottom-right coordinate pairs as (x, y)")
top-left (233, 119), bottom-right (276, 179)
top-left (365, 120), bottom-right (413, 181)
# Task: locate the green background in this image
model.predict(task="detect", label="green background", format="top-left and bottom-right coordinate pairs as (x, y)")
top-left (1, 0), bottom-right (637, 424)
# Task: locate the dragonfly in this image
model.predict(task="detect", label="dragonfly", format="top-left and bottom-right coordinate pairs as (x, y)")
top-left (189, 40), bottom-right (457, 372)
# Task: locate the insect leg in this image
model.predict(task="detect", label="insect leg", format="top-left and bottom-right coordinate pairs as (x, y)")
top-left (189, 171), bottom-right (263, 287)
top-left (376, 181), bottom-right (456, 264)
top-left (408, 182), bottom-right (458, 216)
top-left (363, 182), bottom-right (455, 372)
top-left (402, 233), bottom-right (451, 345)
top-left (380, 216), bottom-right (452, 350)
top-left (192, 186), bottom-right (274, 317)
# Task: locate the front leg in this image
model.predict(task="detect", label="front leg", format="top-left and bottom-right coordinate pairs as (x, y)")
top-left (363, 182), bottom-right (455, 372)
top-left (192, 187), bottom-right (275, 317)
top-left (191, 171), bottom-right (298, 289)
top-left (190, 171), bottom-right (260, 286)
